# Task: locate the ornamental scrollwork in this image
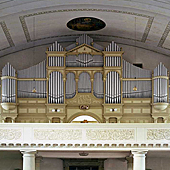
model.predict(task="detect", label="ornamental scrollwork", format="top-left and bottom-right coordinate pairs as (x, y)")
top-left (147, 129), bottom-right (170, 140)
top-left (34, 129), bottom-right (82, 140)
top-left (0, 129), bottom-right (22, 140)
top-left (86, 129), bottom-right (135, 140)
top-left (78, 95), bottom-right (91, 104)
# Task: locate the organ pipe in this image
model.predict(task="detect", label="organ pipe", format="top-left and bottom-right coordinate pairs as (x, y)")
top-left (66, 73), bottom-right (76, 99)
top-left (1, 63), bottom-right (16, 103)
top-left (105, 71), bottom-right (121, 103)
top-left (78, 72), bottom-right (91, 93)
top-left (48, 71), bottom-right (64, 104)
top-left (153, 63), bottom-right (168, 103)
top-left (93, 72), bottom-right (104, 98)
top-left (66, 54), bottom-right (103, 67)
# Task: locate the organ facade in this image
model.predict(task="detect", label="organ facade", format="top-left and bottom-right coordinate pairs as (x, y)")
top-left (0, 34), bottom-right (170, 123)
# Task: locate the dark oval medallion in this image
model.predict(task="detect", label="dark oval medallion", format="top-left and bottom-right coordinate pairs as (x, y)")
top-left (67, 17), bottom-right (106, 31)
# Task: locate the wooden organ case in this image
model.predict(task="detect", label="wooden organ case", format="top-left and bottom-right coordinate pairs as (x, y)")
top-left (0, 34), bottom-right (170, 123)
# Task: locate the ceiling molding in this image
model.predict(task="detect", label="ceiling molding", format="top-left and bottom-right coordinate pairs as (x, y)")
top-left (0, 21), bottom-right (15, 51)
top-left (158, 21), bottom-right (170, 50)
top-left (19, 8), bottom-right (154, 43)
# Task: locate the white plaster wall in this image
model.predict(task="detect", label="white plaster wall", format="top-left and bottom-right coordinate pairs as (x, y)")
top-left (40, 158), bottom-right (63, 170)
top-left (146, 157), bottom-right (170, 170)
top-left (120, 44), bottom-right (170, 72)
top-left (104, 158), bottom-right (127, 170)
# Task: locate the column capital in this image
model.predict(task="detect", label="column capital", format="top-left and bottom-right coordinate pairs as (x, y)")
top-left (20, 150), bottom-right (37, 155)
top-left (131, 150), bottom-right (148, 155)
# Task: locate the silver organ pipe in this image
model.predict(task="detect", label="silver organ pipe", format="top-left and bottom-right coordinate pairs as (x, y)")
top-left (18, 81), bottom-right (46, 98)
top-left (66, 73), bottom-right (76, 99)
top-left (93, 72), bottom-right (104, 98)
top-left (48, 71), bottom-right (64, 104)
top-left (18, 60), bottom-right (46, 78)
top-left (2, 63), bottom-right (16, 103)
top-left (122, 60), bottom-right (152, 98)
top-left (48, 41), bottom-right (64, 67)
top-left (93, 43), bottom-right (104, 51)
top-left (123, 60), bottom-right (152, 78)
top-left (105, 56), bottom-right (121, 67)
top-left (48, 56), bottom-right (64, 67)
top-left (76, 34), bottom-right (93, 46)
top-left (48, 41), bottom-right (64, 52)
top-left (78, 72), bottom-right (91, 93)
top-left (66, 54), bottom-right (103, 67)
top-left (17, 60), bottom-right (47, 98)
top-left (105, 41), bottom-right (120, 51)
top-left (105, 71), bottom-right (121, 103)
top-left (153, 62), bottom-right (168, 103)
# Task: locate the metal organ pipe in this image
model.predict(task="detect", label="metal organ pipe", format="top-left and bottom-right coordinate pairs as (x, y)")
top-left (105, 71), bottom-right (121, 104)
top-left (2, 63), bottom-right (16, 103)
top-left (122, 60), bottom-right (152, 98)
top-left (66, 54), bottom-right (103, 67)
top-left (66, 73), bottom-right (76, 99)
top-left (153, 63), bottom-right (168, 103)
top-left (78, 72), bottom-right (91, 93)
top-left (48, 71), bottom-right (64, 104)
top-left (93, 73), bottom-right (104, 98)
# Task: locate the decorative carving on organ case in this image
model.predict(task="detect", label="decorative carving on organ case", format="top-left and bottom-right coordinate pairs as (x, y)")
top-left (0, 34), bottom-right (169, 123)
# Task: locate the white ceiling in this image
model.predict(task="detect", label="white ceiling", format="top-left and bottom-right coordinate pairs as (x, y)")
top-left (0, 0), bottom-right (170, 58)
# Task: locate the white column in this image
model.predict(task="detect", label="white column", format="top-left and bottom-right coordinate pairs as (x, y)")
top-left (21, 150), bottom-right (37, 170)
top-left (132, 150), bottom-right (147, 170)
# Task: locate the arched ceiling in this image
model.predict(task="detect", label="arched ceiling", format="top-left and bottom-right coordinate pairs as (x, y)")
top-left (0, 0), bottom-right (170, 58)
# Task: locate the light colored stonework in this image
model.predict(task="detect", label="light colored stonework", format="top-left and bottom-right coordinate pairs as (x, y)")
top-left (0, 129), bottom-right (22, 140)
top-left (34, 129), bottom-right (82, 140)
top-left (147, 129), bottom-right (170, 140)
top-left (86, 129), bottom-right (135, 140)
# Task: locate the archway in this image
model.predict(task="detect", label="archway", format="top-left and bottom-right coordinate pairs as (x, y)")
top-left (71, 115), bottom-right (98, 123)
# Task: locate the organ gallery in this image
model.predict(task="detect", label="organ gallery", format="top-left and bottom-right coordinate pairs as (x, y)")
top-left (0, 34), bottom-right (169, 123)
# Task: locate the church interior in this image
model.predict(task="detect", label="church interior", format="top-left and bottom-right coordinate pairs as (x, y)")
top-left (0, 0), bottom-right (170, 169)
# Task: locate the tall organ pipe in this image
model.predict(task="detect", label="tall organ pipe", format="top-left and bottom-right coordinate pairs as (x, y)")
top-left (48, 71), bottom-right (64, 104)
top-left (153, 63), bottom-right (168, 103)
top-left (105, 71), bottom-right (121, 104)
top-left (2, 63), bottom-right (16, 103)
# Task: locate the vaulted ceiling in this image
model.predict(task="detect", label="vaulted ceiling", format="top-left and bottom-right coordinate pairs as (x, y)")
top-left (0, 0), bottom-right (170, 58)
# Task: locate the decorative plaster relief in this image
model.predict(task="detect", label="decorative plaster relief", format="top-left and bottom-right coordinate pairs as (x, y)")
top-left (147, 129), bottom-right (170, 140)
top-left (34, 129), bottom-right (82, 140)
top-left (86, 129), bottom-right (135, 140)
top-left (78, 95), bottom-right (91, 104)
top-left (0, 129), bottom-right (22, 140)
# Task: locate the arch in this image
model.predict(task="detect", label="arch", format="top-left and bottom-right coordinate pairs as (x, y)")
top-left (93, 72), bottom-right (104, 98)
top-left (67, 112), bottom-right (102, 123)
top-left (78, 72), bottom-right (91, 93)
top-left (66, 72), bottom-right (76, 99)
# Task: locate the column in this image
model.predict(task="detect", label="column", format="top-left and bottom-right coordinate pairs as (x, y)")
top-left (132, 150), bottom-right (147, 170)
top-left (35, 156), bottom-right (42, 170)
top-left (126, 157), bottom-right (133, 170)
top-left (21, 150), bottom-right (37, 170)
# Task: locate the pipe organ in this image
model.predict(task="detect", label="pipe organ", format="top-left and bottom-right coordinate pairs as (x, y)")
top-left (0, 34), bottom-right (169, 123)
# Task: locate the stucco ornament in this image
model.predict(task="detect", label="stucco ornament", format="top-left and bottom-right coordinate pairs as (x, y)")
top-left (0, 129), bottom-right (22, 140)
top-left (147, 129), bottom-right (170, 140)
top-left (34, 129), bottom-right (82, 140)
top-left (86, 129), bottom-right (135, 140)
